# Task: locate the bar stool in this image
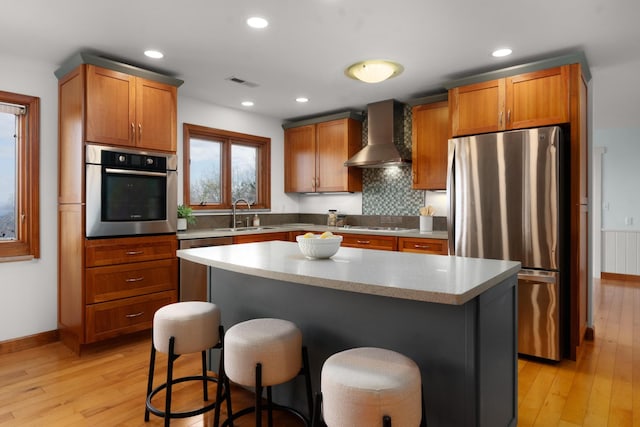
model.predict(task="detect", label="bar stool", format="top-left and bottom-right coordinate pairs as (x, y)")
top-left (144, 301), bottom-right (228, 426)
top-left (313, 347), bottom-right (424, 427)
top-left (216, 318), bottom-right (314, 427)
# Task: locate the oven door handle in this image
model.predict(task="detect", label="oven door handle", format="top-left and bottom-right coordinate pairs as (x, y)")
top-left (104, 168), bottom-right (168, 178)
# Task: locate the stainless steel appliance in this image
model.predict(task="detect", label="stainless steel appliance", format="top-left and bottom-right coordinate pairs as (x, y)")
top-left (85, 144), bottom-right (178, 238)
top-left (447, 126), bottom-right (566, 360)
top-left (179, 237), bottom-right (233, 301)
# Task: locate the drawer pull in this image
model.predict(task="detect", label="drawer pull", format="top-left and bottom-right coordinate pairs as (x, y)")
top-left (125, 250), bottom-right (144, 256)
top-left (414, 244), bottom-right (432, 249)
top-left (125, 312), bottom-right (144, 318)
top-left (356, 240), bottom-right (371, 244)
top-left (125, 277), bottom-right (144, 283)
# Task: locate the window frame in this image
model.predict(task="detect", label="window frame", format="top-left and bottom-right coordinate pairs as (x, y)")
top-left (0, 90), bottom-right (40, 260)
top-left (183, 123), bottom-right (270, 210)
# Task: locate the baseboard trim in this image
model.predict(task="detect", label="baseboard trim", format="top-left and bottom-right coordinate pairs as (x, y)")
top-left (0, 330), bottom-right (59, 355)
top-left (601, 272), bottom-right (640, 282)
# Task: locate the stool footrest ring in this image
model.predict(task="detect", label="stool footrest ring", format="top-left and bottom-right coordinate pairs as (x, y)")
top-left (220, 403), bottom-right (309, 427)
top-left (146, 375), bottom-right (225, 419)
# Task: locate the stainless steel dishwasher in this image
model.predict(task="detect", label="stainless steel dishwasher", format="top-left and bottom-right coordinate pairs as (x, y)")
top-left (179, 236), bottom-right (233, 301)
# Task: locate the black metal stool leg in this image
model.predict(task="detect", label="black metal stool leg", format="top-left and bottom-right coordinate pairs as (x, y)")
top-left (267, 386), bottom-right (274, 427)
top-left (201, 350), bottom-right (209, 401)
top-left (164, 336), bottom-right (177, 427)
top-left (383, 415), bottom-right (392, 427)
top-left (311, 392), bottom-right (324, 427)
top-left (302, 346), bottom-right (314, 420)
top-left (255, 363), bottom-right (263, 427)
top-left (144, 340), bottom-right (156, 421)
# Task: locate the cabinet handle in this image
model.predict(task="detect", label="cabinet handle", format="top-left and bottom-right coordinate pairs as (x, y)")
top-left (499, 111), bottom-right (503, 126)
top-left (357, 240), bottom-right (371, 245)
top-left (507, 110), bottom-right (511, 124)
top-left (125, 277), bottom-right (144, 283)
top-left (125, 312), bottom-right (144, 318)
top-left (131, 123), bottom-right (135, 141)
top-left (125, 250), bottom-right (144, 255)
top-left (316, 177), bottom-right (320, 188)
top-left (414, 244), bottom-right (431, 249)
top-left (138, 123), bottom-right (142, 140)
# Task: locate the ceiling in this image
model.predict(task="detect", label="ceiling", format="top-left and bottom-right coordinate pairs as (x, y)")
top-left (2, 0), bottom-right (639, 121)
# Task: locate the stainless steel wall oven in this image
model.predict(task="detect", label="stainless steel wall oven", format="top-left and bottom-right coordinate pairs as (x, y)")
top-left (85, 144), bottom-right (177, 238)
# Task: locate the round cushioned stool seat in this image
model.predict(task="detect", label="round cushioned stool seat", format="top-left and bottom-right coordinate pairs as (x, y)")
top-left (153, 301), bottom-right (221, 355)
top-left (224, 318), bottom-right (302, 387)
top-left (321, 347), bottom-right (422, 427)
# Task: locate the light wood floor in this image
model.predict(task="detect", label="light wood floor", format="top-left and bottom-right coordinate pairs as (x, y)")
top-left (0, 277), bottom-right (638, 426)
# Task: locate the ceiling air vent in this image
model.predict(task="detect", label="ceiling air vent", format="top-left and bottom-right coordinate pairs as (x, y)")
top-left (226, 76), bottom-right (259, 88)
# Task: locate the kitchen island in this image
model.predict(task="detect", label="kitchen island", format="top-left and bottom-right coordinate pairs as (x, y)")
top-left (177, 241), bottom-right (520, 427)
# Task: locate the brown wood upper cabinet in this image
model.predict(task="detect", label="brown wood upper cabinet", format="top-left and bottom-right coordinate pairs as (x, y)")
top-left (86, 65), bottom-right (177, 152)
top-left (284, 118), bottom-right (363, 193)
top-left (411, 101), bottom-right (449, 190)
top-left (449, 65), bottom-right (570, 137)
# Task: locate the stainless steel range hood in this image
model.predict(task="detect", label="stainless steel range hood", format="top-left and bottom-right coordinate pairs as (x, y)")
top-left (344, 99), bottom-right (410, 168)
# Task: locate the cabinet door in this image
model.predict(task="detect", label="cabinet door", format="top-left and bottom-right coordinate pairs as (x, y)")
top-left (85, 65), bottom-right (136, 146)
top-left (506, 66), bottom-right (569, 129)
top-left (316, 118), bottom-right (362, 192)
top-left (412, 101), bottom-right (449, 190)
top-left (450, 79), bottom-right (504, 137)
top-left (284, 125), bottom-right (316, 192)
top-left (233, 232), bottom-right (290, 244)
top-left (135, 78), bottom-right (177, 152)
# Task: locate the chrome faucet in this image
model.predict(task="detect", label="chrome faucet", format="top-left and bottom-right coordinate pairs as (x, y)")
top-left (232, 198), bottom-right (251, 229)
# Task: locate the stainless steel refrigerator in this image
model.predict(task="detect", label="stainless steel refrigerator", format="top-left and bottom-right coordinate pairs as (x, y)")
top-left (447, 126), bottom-right (566, 361)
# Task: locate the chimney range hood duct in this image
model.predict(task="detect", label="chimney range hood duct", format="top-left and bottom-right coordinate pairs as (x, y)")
top-left (344, 99), bottom-right (410, 168)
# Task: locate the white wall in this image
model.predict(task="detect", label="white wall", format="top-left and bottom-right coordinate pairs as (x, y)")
top-left (0, 55), bottom-right (59, 341)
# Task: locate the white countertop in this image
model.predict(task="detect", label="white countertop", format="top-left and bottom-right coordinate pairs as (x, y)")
top-left (177, 224), bottom-right (449, 240)
top-left (177, 241), bottom-right (520, 305)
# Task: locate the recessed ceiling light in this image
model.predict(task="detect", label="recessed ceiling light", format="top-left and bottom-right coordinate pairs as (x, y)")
top-left (296, 97), bottom-right (309, 103)
top-left (247, 17), bottom-right (269, 29)
top-left (241, 101), bottom-right (254, 107)
top-left (492, 48), bottom-right (513, 58)
top-left (345, 60), bottom-right (404, 83)
top-left (144, 50), bottom-right (164, 59)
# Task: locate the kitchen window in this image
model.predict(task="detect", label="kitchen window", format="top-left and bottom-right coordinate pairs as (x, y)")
top-left (183, 123), bottom-right (270, 210)
top-left (0, 90), bottom-right (40, 261)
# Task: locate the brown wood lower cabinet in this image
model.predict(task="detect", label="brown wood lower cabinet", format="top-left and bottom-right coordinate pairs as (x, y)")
top-left (233, 232), bottom-right (290, 244)
top-left (398, 237), bottom-right (448, 255)
top-left (59, 234), bottom-right (178, 353)
top-left (338, 233), bottom-right (398, 251)
top-left (85, 290), bottom-right (176, 343)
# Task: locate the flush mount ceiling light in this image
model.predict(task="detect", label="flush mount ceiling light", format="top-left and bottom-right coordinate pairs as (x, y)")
top-left (144, 50), bottom-right (164, 59)
top-left (492, 48), bottom-right (513, 58)
top-left (345, 60), bottom-right (404, 83)
top-left (241, 101), bottom-right (254, 107)
top-left (296, 97), bottom-right (309, 103)
top-left (247, 16), bottom-right (269, 29)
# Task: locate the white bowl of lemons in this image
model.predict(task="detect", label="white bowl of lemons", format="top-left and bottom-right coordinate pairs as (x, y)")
top-left (296, 231), bottom-right (343, 259)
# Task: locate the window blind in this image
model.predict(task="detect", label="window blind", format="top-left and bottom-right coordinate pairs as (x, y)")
top-left (0, 102), bottom-right (26, 115)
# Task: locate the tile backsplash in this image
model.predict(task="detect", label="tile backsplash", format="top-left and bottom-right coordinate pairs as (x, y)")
top-left (361, 103), bottom-right (424, 216)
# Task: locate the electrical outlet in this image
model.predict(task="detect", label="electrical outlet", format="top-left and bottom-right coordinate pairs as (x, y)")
top-left (625, 216), bottom-right (633, 226)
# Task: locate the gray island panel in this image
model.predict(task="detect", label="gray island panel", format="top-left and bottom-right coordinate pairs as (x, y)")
top-left (177, 241), bottom-right (519, 427)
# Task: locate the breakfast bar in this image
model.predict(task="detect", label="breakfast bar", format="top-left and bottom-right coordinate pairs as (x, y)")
top-left (177, 241), bottom-right (520, 427)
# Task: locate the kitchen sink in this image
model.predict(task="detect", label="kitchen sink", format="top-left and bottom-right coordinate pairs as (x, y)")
top-left (213, 226), bottom-right (279, 232)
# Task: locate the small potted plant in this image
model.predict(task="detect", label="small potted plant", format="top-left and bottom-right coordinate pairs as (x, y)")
top-left (177, 204), bottom-right (196, 231)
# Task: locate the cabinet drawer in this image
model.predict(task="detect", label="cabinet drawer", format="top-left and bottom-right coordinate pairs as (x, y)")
top-left (86, 235), bottom-right (177, 267)
top-left (338, 233), bottom-right (397, 251)
top-left (233, 232), bottom-right (290, 244)
top-left (86, 259), bottom-right (178, 303)
top-left (398, 237), bottom-right (448, 255)
top-left (85, 290), bottom-right (176, 343)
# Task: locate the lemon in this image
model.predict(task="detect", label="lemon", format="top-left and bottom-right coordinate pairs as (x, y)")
top-left (320, 231), bottom-right (334, 239)
top-left (303, 232), bottom-right (315, 239)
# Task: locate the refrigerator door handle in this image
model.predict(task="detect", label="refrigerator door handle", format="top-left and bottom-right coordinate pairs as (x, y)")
top-left (446, 139), bottom-right (456, 255)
